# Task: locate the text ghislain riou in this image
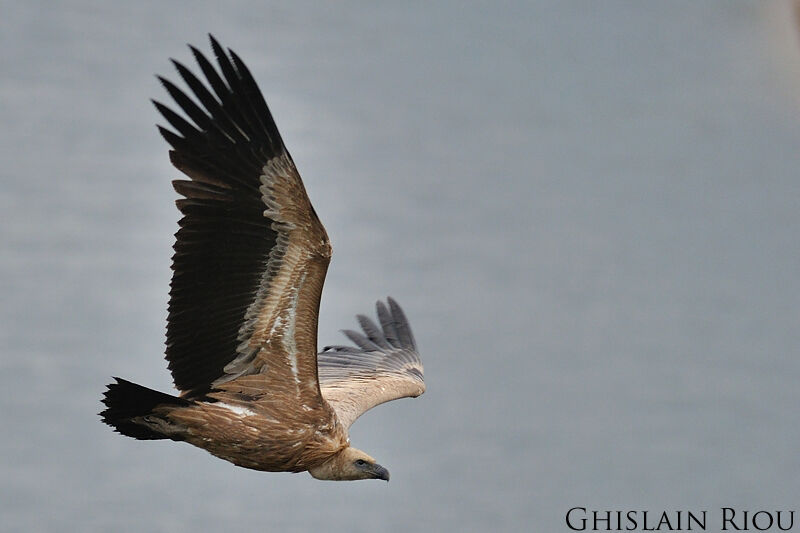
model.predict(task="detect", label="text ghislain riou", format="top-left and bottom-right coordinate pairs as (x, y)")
top-left (566, 507), bottom-right (795, 531)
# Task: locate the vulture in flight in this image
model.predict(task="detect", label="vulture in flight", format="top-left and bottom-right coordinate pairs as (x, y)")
top-left (100, 36), bottom-right (425, 481)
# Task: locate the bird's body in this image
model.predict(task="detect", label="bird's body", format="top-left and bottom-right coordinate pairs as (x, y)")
top-left (160, 390), bottom-right (347, 473)
top-left (100, 36), bottom-right (424, 482)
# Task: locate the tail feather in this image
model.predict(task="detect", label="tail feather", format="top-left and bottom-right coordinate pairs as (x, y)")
top-left (100, 377), bottom-right (188, 440)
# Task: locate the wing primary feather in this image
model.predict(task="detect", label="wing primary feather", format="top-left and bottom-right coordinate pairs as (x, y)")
top-left (375, 300), bottom-right (400, 346)
top-left (157, 125), bottom-right (188, 151)
top-left (190, 45), bottom-right (229, 102)
top-left (208, 35), bottom-right (260, 143)
top-left (158, 76), bottom-right (212, 132)
top-left (191, 41), bottom-right (252, 142)
top-left (172, 180), bottom-right (228, 200)
top-left (168, 151), bottom-right (259, 193)
top-left (170, 59), bottom-right (240, 143)
top-left (341, 329), bottom-right (382, 352)
top-left (153, 100), bottom-right (202, 141)
top-left (227, 48), bottom-right (283, 155)
top-left (356, 315), bottom-right (391, 349)
top-left (388, 296), bottom-right (417, 350)
top-left (171, 59), bottom-right (219, 108)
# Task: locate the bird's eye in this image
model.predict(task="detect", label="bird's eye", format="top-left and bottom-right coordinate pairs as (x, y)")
top-left (355, 459), bottom-right (367, 467)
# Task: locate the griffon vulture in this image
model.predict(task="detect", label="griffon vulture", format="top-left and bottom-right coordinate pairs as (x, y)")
top-left (100, 36), bottom-right (425, 481)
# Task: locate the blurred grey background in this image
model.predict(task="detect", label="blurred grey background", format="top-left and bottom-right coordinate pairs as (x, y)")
top-left (2, 1), bottom-right (799, 531)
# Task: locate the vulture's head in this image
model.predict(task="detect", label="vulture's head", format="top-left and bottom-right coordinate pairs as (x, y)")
top-left (309, 447), bottom-right (390, 482)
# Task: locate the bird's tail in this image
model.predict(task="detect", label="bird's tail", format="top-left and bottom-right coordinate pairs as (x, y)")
top-left (100, 378), bottom-right (189, 440)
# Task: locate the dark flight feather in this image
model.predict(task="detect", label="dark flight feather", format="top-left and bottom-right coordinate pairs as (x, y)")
top-left (156, 37), bottom-right (288, 397)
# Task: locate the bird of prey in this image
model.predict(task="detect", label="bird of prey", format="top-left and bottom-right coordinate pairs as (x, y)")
top-left (100, 36), bottom-right (425, 481)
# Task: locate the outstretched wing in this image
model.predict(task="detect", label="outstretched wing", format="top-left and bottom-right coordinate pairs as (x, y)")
top-left (318, 298), bottom-right (425, 429)
top-left (157, 35), bottom-right (331, 405)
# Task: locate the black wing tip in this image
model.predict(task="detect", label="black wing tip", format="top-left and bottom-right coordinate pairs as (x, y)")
top-left (170, 57), bottom-right (195, 80)
top-left (169, 58), bottom-right (193, 80)
top-left (188, 43), bottom-right (205, 62)
top-left (151, 98), bottom-right (169, 114)
top-left (208, 34), bottom-right (228, 61)
top-left (156, 125), bottom-right (182, 147)
top-left (158, 34), bottom-right (286, 156)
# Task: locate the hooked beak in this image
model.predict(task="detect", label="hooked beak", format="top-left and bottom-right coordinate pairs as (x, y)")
top-left (371, 463), bottom-right (390, 482)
